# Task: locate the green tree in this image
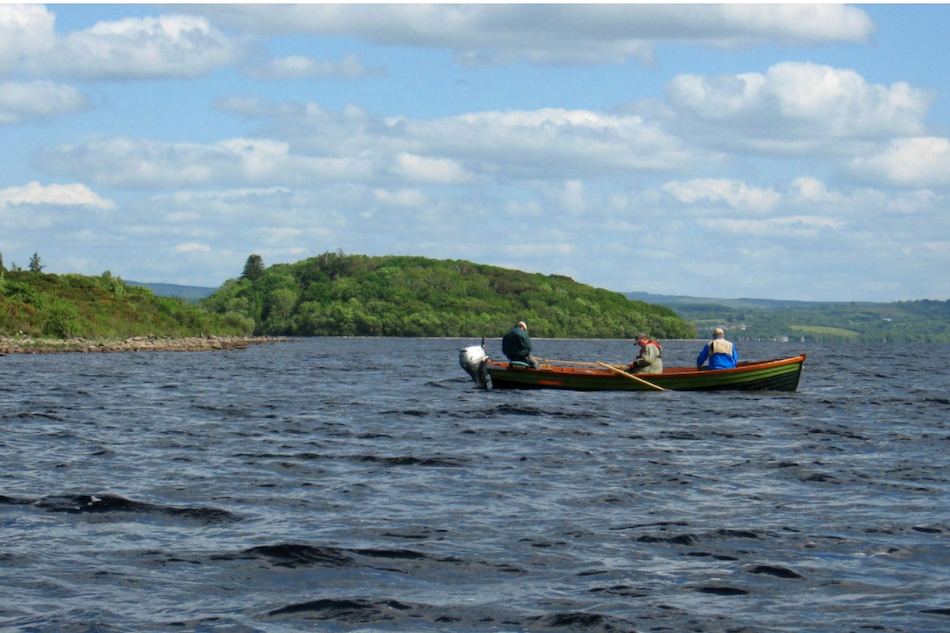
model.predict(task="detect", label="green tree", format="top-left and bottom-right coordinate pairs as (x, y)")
top-left (29, 252), bottom-right (44, 273)
top-left (242, 254), bottom-right (265, 281)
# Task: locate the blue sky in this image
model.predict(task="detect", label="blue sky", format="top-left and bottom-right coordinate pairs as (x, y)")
top-left (2, 3), bottom-right (949, 302)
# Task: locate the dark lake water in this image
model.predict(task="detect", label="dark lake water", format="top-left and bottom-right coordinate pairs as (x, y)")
top-left (2, 338), bottom-right (949, 633)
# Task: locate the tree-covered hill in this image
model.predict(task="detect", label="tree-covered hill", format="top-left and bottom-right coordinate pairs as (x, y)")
top-left (200, 252), bottom-right (696, 339)
top-left (0, 269), bottom-right (249, 339)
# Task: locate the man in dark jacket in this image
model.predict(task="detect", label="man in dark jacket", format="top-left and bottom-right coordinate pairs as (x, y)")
top-left (502, 321), bottom-right (540, 368)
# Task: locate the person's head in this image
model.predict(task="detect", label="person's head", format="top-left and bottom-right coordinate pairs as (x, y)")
top-left (636, 332), bottom-right (648, 345)
top-left (517, 321), bottom-right (527, 331)
top-left (713, 327), bottom-right (724, 338)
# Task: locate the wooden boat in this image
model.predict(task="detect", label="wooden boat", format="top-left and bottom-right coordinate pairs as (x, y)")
top-left (476, 354), bottom-right (806, 392)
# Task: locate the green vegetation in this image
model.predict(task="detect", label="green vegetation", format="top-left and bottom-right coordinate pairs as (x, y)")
top-left (631, 293), bottom-right (950, 343)
top-left (199, 251), bottom-right (696, 339)
top-left (18, 249), bottom-right (949, 344)
top-left (0, 269), bottom-right (251, 339)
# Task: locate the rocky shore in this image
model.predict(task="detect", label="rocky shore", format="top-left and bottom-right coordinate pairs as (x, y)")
top-left (0, 335), bottom-right (293, 355)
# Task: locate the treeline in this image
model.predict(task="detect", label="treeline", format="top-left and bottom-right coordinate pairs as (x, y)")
top-left (0, 268), bottom-right (249, 339)
top-left (199, 252), bottom-right (696, 339)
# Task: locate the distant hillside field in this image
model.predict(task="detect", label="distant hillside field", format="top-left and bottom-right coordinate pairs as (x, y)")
top-left (626, 292), bottom-right (950, 343)
top-left (127, 281), bottom-right (217, 303)
top-left (200, 252), bottom-right (697, 339)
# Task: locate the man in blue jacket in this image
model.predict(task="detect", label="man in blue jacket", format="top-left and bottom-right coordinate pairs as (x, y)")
top-left (502, 321), bottom-right (540, 368)
top-left (697, 327), bottom-right (738, 369)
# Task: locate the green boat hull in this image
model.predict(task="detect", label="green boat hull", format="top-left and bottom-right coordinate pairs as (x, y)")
top-left (486, 355), bottom-right (806, 392)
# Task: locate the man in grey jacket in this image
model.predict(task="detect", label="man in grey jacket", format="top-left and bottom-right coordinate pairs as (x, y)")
top-left (627, 333), bottom-right (663, 374)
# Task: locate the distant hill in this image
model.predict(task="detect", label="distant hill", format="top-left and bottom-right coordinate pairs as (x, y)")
top-left (624, 291), bottom-right (854, 310)
top-left (625, 292), bottom-right (950, 343)
top-left (127, 281), bottom-right (217, 304)
top-left (199, 252), bottom-right (697, 339)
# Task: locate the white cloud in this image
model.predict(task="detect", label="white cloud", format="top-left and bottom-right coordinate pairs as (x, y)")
top-left (242, 53), bottom-right (384, 81)
top-left (4, 10), bottom-right (242, 80)
top-left (391, 153), bottom-right (473, 184)
top-left (847, 137), bottom-right (950, 188)
top-left (54, 14), bottom-right (241, 79)
top-left (175, 242), bottom-right (212, 253)
top-left (38, 137), bottom-right (374, 189)
top-left (0, 181), bottom-right (114, 209)
top-left (664, 62), bottom-right (934, 154)
top-left (373, 188), bottom-right (428, 208)
top-left (253, 227), bottom-right (303, 244)
top-left (0, 80), bottom-right (87, 124)
top-left (37, 104), bottom-right (702, 189)
top-left (698, 215), bottom-right (845, 238)
top-left (0, 4), bottom-right (55, 73)
top-left (663, 178), bottom-right (780, 213)
top-left (199, 4), bottom-right (873, 66)
top-left (559, 180), bottom-right (586, 214)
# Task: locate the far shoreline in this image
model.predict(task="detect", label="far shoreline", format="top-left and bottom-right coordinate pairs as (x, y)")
top-left (0, 335), bottom-right (294, 355)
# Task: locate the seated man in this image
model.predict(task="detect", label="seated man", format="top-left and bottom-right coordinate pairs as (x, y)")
top-left (627, 332), bottom-right (663, 374)
top-left (502, 320), bottom-right (540, 369)
top-left (696, 327), bottom-right (738, 369)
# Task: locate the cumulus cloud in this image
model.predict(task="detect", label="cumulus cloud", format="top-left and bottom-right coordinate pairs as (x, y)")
top-left (37, 104), bottom-right (703, 189)
top-left (664, 62), bottom-right (934, 154)
top-left (242, 53), bottom-right (384, 81)
top-left (0, 80), bottom-right (87, 124)
top-left (0, 181), bottom-right (114, 210)
top-left (663, 178), bottom-right (780, 213)
top-left (0, 7), bottom-right (242, 80)
top-left (0, 4), bottom-right (55, 74)
top-left (48, 14), bottom-right (242, 80)
top-left (847, 137), bottom-right (950, 188)
top-left (37, 136), bottom-right (374, 189)
top-left (391, 153), bottom-right (473, 184)
top-left (199, 4), bottom-right (874, 66)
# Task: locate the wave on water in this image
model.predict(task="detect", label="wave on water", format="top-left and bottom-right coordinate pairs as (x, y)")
top-left (2, 493), bottom-right (239, 524)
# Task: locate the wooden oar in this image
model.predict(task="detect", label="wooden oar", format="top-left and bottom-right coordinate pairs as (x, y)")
top-left (595, 361), bottom-right (667, 391)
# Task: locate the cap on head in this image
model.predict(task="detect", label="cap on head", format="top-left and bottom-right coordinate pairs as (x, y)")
top-left (713, 327), bottom-right (724, 337)
top-left (636, 332), bottom-right (648, 341)
top-left (517, 321), bottom-right (527, 330)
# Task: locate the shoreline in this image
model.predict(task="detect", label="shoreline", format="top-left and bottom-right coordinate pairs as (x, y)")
top-left (0, 335), bottom-right (294, 355)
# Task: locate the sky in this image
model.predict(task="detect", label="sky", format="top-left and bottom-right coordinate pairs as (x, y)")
top-left (1, 3), bottom-right (949, 302)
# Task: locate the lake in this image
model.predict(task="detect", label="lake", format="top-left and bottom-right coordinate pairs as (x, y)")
top-left (2, 338), bottom-right (949, 632)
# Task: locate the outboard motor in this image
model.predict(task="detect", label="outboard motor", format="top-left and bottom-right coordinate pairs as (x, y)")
top-left (459, 341), bottom-right (490, 389)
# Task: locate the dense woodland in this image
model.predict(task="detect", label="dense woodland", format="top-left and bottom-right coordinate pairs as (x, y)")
top-left (199, 252), bottom-right (696, 339)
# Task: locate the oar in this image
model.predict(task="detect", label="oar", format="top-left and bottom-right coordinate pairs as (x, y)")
top-left (595, 361), bottom-right (667, 391)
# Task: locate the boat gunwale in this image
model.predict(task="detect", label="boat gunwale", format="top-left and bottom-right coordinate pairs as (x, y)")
top-left (486, 354), bottom-right (806, 379)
